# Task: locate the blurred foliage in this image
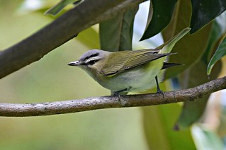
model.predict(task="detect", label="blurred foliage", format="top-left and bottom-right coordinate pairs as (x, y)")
top-left (0, 0), bottom-right (226, 150)
top-left (192, 125), bottom-right (224, 150)
top-left (162, 0), bottom-right (212, 79)
top-left (142, 82), bottom-right (195, 150)
top-left (76, 27), bottom-right (99, 49)
top-left (176, 59), bottom-right (222, 128)
top-left (175, 12), bottom-right (225, 128)
top-left (45, 0), bottom-right (80, 15)
top-left (142, 105), bottom-right (196, 150)
top-left (208, 35), bottom-right (226, 75)
top-left (190, 0), bottom-right (226, 33)
top-left (99, 6), bottom-right (138, 51)
top-left (140, 0), bottom-right (177, 40)
top-left (202, 13), bottom-right (226, 64)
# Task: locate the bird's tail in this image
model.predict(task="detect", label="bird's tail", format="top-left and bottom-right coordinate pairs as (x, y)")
top-left (156, 27), bottom-right (191, 54)
top-left (161, 62), bottom-right (182, 70)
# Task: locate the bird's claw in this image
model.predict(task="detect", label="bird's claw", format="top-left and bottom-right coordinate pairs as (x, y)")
top-left (156, 89), bottom-right (165, 98)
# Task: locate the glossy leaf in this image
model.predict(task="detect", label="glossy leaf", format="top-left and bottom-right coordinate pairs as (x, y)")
top-left (207, 34), bottom-right (226, 75)
top-left (202, 20), bottom-right (226, 64)
top-left (140, 0), bottom-right (177, 40)
top-left (176, 59), bottom-right (222, 128)
top-left (162, 0), bottom-right (212, 79)
top-left (99, 6), bottom-right (138, 52)
top-left (143, 103), bottom-right (196, 149)
top-left (142, 82), bottom-right (195, 149)
top-left (192, 125), bottom-right (224, 150)
top-left (45, 0), bottom-right (82, 15)
top-left (175, 20), bottom-right (223, 128)
top-left (162, 0), bottom-right (220, 128)
top-left (190, 0), bottom-right (226, 33)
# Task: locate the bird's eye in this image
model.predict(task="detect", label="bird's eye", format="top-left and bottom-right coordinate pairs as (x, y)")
top-left (87, 60), bottom-right (97, 65)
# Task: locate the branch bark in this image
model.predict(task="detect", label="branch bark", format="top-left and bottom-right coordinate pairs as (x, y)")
top-left (0, 0), bottom-right (143, 79)
top-left (0, 76), bottom-right (225, 117)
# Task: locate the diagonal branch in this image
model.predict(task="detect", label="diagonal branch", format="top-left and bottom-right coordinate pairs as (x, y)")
top-left (0, 76), bottom-right (225, 117)
top-left (0, 0), bottom-right (143, 79)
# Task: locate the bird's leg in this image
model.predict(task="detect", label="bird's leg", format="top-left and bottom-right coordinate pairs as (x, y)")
top-left (112, 88), bottom-right (129, 96)
top-left (155, 76), bottom-right (164, 97)
top-left (111, 88), bottom-right (129, 106)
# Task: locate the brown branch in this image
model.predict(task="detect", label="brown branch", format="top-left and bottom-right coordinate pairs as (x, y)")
top-left (0, 0), bottom-right (143, 79)
top-left (0, 76), bottom-right (225, 117)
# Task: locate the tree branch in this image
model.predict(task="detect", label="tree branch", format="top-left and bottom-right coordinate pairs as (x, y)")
top-left (0, 0), bottom-right (143, 79)
top-left (0, 76), bottom-right (225, 117)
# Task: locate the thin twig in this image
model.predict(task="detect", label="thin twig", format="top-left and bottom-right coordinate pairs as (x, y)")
top-left (0, 76), bottom-right (225, 117)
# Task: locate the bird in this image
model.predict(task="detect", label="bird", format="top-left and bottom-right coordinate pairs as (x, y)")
top-left (68, 28), bottom-right (190, 95)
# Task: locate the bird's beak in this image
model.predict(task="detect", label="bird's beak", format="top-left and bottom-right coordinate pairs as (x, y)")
top-left (68, 61), bottom-right (83, 66)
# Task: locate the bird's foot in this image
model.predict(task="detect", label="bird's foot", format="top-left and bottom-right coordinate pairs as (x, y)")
top-left (112, 87), bottom-right (131, 96)
top-left (112, 90), bottom-right (126, 97)
top-left (156, 89), bottom-right (165, 98)
top-left (112, 87), bottom-right (131, 106)
top-left (112, 91), bottom-right (124, 106)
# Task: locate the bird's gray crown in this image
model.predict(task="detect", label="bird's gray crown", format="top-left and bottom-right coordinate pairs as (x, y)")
top-left (79, 49), bottom-right (108, 61)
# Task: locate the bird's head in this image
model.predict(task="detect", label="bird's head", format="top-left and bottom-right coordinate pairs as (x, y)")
top-left (68, 49), bottom-right (110, 73)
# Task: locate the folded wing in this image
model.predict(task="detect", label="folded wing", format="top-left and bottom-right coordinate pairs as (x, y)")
top-left (100, 49), bottom-right (172, 76)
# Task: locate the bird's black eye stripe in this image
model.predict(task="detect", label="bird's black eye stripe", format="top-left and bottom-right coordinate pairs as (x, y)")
top-left (83, 53), bottom-right (99, 61)
top-left (87, 59), bottom-right (99, 65)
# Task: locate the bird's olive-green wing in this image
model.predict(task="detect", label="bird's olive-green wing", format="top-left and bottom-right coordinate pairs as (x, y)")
top-left (100, 50), bottom-right (171, 76)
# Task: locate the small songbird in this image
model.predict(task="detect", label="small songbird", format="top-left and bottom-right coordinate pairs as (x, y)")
top-left (68, 28), bottom-right (190, 95)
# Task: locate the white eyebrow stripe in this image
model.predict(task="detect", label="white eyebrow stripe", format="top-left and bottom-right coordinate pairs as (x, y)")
top-left (82, 53), bottom-right (99, 61)
top-left (84, 57), bottom-right (101, 65)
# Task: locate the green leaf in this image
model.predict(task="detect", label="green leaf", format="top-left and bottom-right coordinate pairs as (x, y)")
top-left (162, 0), bottom-right (212, 79)
top-left (190, 0), bottom-right (226, 33)
top-left (76, 27), bottom-right (99, 48)
top-left (142, 104), bottom-right (196, 150)
top-left (158, 27), bottom-right (190, 53)
top-left (32, 6), bottom-right (99, 49)
top-left (175, 19), bottom-right (223, 128)
top-left (207, 34), bottom-right (226, 75)
top-left (45, 0), bottom-right (82, 15)
top-left (192, 125), bottom-right (224, 150)
top-left (99, 6), bottom-right (138, 51)
top-left (31, 4), bottom-right (99, 49)
top-left (202, 19), bottom-right (226, 64)
top-left (162, 0), bottom-right (221, 128)
top-left (140, 0), bottom-right (177, 40)
top-left (176, 59), bottom-right (222, 128)
top-left (142, 83), bottom-right (195, 149)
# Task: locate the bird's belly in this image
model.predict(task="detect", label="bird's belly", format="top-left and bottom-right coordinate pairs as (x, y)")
top-left (98, 59), bottom-right (163, 93)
